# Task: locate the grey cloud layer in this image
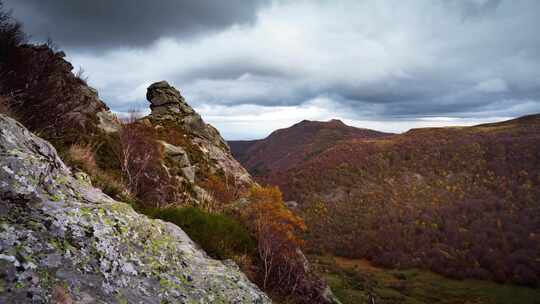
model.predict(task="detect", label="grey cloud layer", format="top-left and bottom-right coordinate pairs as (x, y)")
top-left (6, 0), bottom-right (540, 132)
top-left (164, 0), bottom-right (540, 119)
top-left (5, 0), bottom-right (269, 48)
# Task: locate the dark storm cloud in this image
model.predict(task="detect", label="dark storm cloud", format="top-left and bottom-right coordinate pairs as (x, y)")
top-left (4, 0), bottom-right (269, 48)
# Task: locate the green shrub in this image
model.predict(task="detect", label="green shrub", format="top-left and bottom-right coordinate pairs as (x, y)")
top-left (150, 207), bottom-right (256, 260)
top-left (93, 132), bottom-right (121, 171)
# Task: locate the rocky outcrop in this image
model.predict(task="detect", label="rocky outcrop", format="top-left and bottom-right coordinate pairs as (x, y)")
top-left (0, 44), bottom-right (118, 142)
top-left (147, 81), bottom-right (227, 149)
top-left (0, 114), bottom-right (271, 303)
top-left (144, 84), bottom-right (340, 303)
top-left (145, 81), bottom-right (253, 197)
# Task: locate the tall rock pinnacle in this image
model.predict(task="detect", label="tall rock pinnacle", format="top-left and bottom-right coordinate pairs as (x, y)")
top-left (146, 81), bottom-right (226, 148)
top-left (144, 81), bottom-right (254, 190)
top-left (146, 81), bottom-right (194, 116)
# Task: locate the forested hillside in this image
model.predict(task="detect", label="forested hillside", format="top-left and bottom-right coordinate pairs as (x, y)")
top-left (232, 115), bottom-right (540, 286)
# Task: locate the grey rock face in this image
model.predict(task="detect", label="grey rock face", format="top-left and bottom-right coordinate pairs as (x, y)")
top-left (146, 81), bottom-right (226, 147)
top-left (147, 81), bottom-right (194, 115)
top-left (0, 114), bottom-right (271, 303)
top-left (96, 110), bottom-right (121, 133)
top-left (159, 141), bottom-right (191, 168)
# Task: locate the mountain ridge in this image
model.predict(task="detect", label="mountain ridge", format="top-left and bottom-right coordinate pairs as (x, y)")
top-left (230, 119), bottom-right (392, 175)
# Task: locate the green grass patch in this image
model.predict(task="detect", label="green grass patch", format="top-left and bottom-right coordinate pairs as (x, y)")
top-left (311, 255), bottom-right (540, 304)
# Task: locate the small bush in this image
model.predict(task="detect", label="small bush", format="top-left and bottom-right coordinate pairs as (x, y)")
top-left (93, 132), bottom-right (121, 171)
top-left (201, 174), bottom-right (235, 205)
top-left (51, 284), bottom-right (73, 304)
top-left (198, 174), bottom-right (244, 212)
top-left (151, 207), bottom-right (256, 260)
top-left (91, 171), bottom-right (127, 199)
top-left (243, 186), bottom-right (331, 303)
top-left (74, 66), bottom-right (88, 85)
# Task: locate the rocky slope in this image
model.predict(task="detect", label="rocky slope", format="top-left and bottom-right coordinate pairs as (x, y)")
top-left (1, 43), bottom-right (251, 207)
top-left (0, 114), bottom-right (271, 303)
top-left (111, 81), bottom-right (255, 207)
top-left (0, 44), bottom-right (117, 143)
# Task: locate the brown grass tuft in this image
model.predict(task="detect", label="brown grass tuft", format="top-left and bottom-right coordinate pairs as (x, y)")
top-left (51, 285), bottom-right (73, 304)
top-left (68, 143), bottom-right (98, 175)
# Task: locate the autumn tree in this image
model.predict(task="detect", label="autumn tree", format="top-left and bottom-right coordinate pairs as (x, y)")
top-left (243, 186), bottom-right (309, 291)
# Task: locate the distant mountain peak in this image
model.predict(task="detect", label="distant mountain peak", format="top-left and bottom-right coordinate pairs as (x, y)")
top-left (229, 118), bottom-right (391, 174)
top-left (295, 118), bottom-right (346, 127)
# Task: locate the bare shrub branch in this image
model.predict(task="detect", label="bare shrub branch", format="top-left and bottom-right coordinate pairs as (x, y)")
top-left (75, 66), bottom-right (89, 84)
top-left (46, 36), bottom-right (60, 53)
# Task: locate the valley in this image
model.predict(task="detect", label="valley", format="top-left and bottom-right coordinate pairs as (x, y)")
top-left (312, 255), bottom-right (540, 304)
top-left (231, 116), bottom-right (540, 301)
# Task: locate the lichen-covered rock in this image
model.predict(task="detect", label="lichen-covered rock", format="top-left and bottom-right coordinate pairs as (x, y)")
top-left (0, 114), bottom-right (271, 303)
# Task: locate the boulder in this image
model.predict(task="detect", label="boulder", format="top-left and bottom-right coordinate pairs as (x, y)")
top-left (96, 110), bottom-right (121, 133)
top-left (0, 114), bottom-right (271, 304)
top-left (159, 141), bottom-right (191, 168)
top-left (147, 81), bottom-right (194, 114)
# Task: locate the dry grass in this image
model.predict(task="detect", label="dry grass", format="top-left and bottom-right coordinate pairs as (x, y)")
top-left (68, 143), bottom-right (98, 175)
top-left (471, 124), bottom-right (515, 133)
top-left (67, 143), bottom-right (131, 201)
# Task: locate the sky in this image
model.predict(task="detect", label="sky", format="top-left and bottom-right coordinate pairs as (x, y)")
top-left (5, 0), bottom-right (540, 139)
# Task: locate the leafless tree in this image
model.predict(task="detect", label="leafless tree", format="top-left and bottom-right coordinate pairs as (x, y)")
top-left (116, 109), bottom-right (156, 196)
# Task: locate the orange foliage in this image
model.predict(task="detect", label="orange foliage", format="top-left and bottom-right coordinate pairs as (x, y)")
top-left (243, 186), bottom-right (309, 292)
top-left (201, 174), bottom-right (236, 206)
